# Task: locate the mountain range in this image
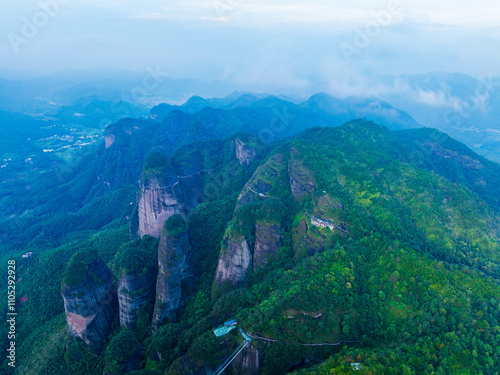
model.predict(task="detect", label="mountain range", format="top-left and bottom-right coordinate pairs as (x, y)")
top-left (0, 69), bottom-right (499, 374)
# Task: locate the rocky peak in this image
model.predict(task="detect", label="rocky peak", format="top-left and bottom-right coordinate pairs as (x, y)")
top-left (235, 138), bottom-right (258, 165)
top-left (253, 222), bottom-right (283, 271)
top-left (137, 153), bottom-right (186, 238)
top-left (152, 215), bottom-right (194, 331)
top-left (118, 271), bottom-right (156, 330)
top-left (212, 146), bottom-right (349, 297)
top-left (213, 231), bottom-right (253, 299)
top-left (115, 237), bottom-right (157, 331)
top-left (61, 250), bottom-right (116, 354)
top-left (288, 149), bottom-right (316, 202)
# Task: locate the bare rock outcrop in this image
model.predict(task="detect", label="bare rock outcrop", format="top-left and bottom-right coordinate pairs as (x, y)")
top-left (288, 151), bottom-right (316, 202)
top-left (212, 231), bottom-right (253, 299)
top-left (152, 215), bottom-right (193, 331)
top-left (137, 153), bottom-right (187, 238)
top-left (235, 138), bottom-right (258, 165)
top-left (62, 251), bottom-right (116, 354)
top-left (253, 222), bottom-right (283, 271)
top-left (118, 270), bottom-right (156, 329)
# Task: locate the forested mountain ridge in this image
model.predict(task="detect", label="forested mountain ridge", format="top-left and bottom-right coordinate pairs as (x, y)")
top-left (208, 122), bottom-right (500, 374)
top-left (1, 98), bottom-right (500, 374)
top-left (0, 92), bottom-right (419, 251)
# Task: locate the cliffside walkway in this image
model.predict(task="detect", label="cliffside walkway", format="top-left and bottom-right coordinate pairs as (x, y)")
top-left (247, 186), bottom-right (280, 200)
top-left (245, 331), bottom-right (360, 347)
top-left (140, 167), bottom-right (220, 190)
top-left (178, 167), bottom-right (219, 179)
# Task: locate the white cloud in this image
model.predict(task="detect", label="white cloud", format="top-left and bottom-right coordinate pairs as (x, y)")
top-left (2, 0), bottom-right (500, 83)
top-left (150, 0), bottom-right (500, 27)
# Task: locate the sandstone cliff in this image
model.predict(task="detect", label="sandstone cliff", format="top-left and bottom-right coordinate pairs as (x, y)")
top-left (62, 251), bottom-right (116, 354)
top-left (118, 270), bottom-right (156, 330)
top-left (135, 135), bottom-right (264, 239)
top-left (212, 145), bottom-right (348, 297)
top-left (138, 153), bottom-right (186, 238)
top-left (152, 215), bottom-right (194, 331)
top-left (235, 137), bottom-right (258, 165)
top-left (253, 222), bottom-right (283, 271)
top-left (112, 236), bottom-right (158, 330)
top-left (213, 231), bottom-right (253, 298)
top-left (212, 152), bottom-right (289, 298)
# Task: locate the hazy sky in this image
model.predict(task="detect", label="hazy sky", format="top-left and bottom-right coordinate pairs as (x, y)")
top-left (1, 0), bottom-right (499, 92)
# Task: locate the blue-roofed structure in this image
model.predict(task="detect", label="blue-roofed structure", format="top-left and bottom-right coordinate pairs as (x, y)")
top-left (213, 319), bottom-right (238, 337)
top-left (214, 325), bottom-right (236, 337)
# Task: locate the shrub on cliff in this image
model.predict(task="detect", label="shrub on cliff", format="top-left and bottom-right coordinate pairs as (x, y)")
top-left (63, 248), bottom-right (99, 287)
top-left (163, 214), bottom-right (187, 236)
top-left (141, 152), bottom-right (174, 186)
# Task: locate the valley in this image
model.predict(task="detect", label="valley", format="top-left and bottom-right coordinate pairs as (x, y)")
top-left (1, 87), bottom-right (499, 374)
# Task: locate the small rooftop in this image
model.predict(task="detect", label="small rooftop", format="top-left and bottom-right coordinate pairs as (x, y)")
top-left (351, 363), bottom-right (363, 371)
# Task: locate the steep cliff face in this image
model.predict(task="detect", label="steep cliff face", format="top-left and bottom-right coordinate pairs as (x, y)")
top-left (134, 134), bottom-right (265, 239)
top-left (118, 271), bottom-right (156, 329)
top-left (113, 236), bottom-right (158, 330)
top-left (212, 144), bottom-right (349, 295)
top-left (138, 153), bottom-right (186, 238)
top-left (62, 252), bottom-right (116, 354)
top-left (288, 150), bottom-right (316, 202)
top-left (104, 133), bottom-right (115, 149)
top-left (212, 152), bottom-right (289, 297)
top-left (137, 175), bottom-right (186, 238)
top-left (213, 231), bottom-right (253, 297)
top-left (253, 222), bottom-right (283, 271)
top-left (235, 137), bottom-right (258, 165)
top-left (152, 215), bottom-right (193, 331)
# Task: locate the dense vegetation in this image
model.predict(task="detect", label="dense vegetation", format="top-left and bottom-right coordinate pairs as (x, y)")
top-left (1, 98), bottom-right (500, 375)
top-left (163, 215), bottom-right (187, 237)
top-left (112, 236), bottom-right (159, 277)
top-left (141, 152), bottom-right (175, 186)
